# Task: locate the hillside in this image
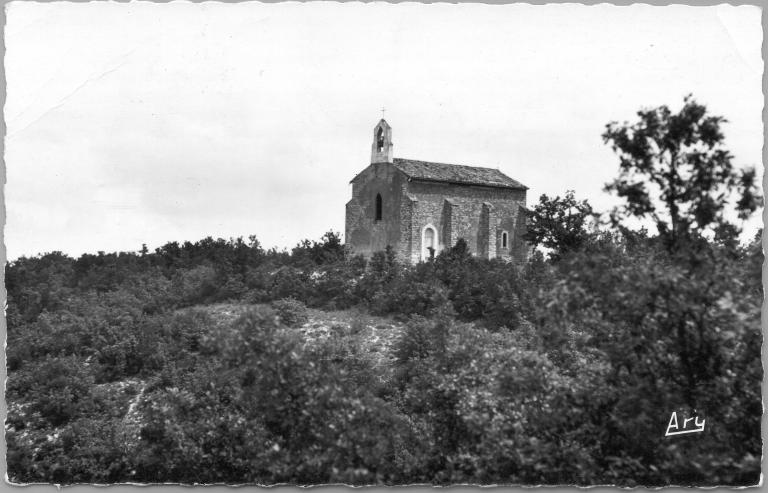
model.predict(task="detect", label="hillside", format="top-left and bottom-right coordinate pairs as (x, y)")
top-left (5, 230), bottom-right (762, 486)
top-left (7, 302), bottom-right (407, 482)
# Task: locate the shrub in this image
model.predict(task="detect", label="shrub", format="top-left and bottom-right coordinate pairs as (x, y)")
top-left (95, 336), bottom-right (142, 383)
top-left (217, 273), bottom-right (248, 301)
top-left (172, 265), bottom-right (218, 305)
top-left (271, 297), bottom-right (309, 328)
top-left (376, 277), bottom-right (451, 318)
top-left (308, 256), bottom-right (367, 309)
top-left (269, 266), bottom-right (312, 301)
top-left (9, 356), bottom-right (95, 428)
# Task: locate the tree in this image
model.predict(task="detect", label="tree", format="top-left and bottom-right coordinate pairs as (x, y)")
top-left (291, 231), bottom-right (346, 265)
top-left (525, 190), bottom-right (594, 260)
top-left (602, 95), bottom-right (760, 253)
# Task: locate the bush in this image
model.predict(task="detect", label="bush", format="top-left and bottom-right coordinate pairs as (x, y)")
top-left (9, 356), bottom-right (95, 428)
top-left (173, 265), bottom-right (218, 305)
top-left (308, 256), bottom-right (367, 309)
top-left (271, 297), bottom-right (309, 328)
top-left (269, 266), bottom-right (313, 301)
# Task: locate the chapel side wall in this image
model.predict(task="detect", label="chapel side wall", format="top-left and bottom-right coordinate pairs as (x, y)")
top-left (407, 181), bottom-right (527, 260)
top-left (345, 164), bottom-right (408, 258)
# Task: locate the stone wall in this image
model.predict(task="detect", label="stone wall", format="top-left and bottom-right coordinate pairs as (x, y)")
top-left (509, 204), bottom-right (531, 263)
top-left (345, 166), bottom-right (529, 263)
top-left (345, 163), bottom-right (409, 258)
top-left (406, 180), bottom-right (527, 261)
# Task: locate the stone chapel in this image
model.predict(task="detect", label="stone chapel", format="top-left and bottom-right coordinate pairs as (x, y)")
top-left (345, 119), bottom-right (529, 263)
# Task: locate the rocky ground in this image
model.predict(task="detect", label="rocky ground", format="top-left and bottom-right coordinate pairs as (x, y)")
top-left (197, 302), bottom-right (404, 365)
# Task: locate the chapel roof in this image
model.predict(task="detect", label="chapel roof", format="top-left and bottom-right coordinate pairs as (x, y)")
top-left (392, 158), bottom-right (528, 190)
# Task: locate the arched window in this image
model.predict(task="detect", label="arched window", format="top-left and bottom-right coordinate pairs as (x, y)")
top-left (425, 228), bottom-right (435, 259)
top-left (501, 231), bottom-right (508, 249)
top-left (376, 128), bottom-right (384, 152)
top-left (422, 224), bottom-right (437, 261)
top-left (375, 193), bottom-right (383, 221)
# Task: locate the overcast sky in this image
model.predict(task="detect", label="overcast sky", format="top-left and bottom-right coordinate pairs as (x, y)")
top-left (4, 2), bottom-right (763, 260)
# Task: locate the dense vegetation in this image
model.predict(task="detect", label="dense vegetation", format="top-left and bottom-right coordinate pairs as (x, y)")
top-left (5, 97), bottom-right (762, 485)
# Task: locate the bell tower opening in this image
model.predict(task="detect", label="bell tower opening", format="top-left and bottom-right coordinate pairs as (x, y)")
top-left (370, 119), bottom-right (393, 164)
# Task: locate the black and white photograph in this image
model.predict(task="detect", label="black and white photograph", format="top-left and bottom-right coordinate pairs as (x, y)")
top-left (3, 1), bottom-right (764, 487)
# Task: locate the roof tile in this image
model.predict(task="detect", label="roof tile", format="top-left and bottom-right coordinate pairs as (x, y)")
top-left (393, 158), bottom-right (527, 190)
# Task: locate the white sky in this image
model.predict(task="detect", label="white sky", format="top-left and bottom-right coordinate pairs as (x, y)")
top-left (4, 2), bottom-right (764, 260)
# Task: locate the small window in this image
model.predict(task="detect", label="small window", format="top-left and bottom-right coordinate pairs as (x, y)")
top-left (376, 128), bottom-right (384, 152)
top-left (375, 193), bottom-right (383, 221)
top-left (502, 231), bottom-right (508, 249)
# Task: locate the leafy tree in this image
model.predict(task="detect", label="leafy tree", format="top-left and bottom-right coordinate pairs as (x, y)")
top-left (525, 191), bottom-right (594, 260)
top-left (292, 231), bottom-right (346, 265)
top-left (602, 95), bottom-right (760, 253)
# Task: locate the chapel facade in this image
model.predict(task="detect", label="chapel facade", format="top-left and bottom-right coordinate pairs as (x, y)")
top-left (345, 119), bottom-right (529, 263)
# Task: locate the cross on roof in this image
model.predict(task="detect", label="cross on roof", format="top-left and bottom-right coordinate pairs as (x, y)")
top-left (381, 106), bottom-right (386, 119)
